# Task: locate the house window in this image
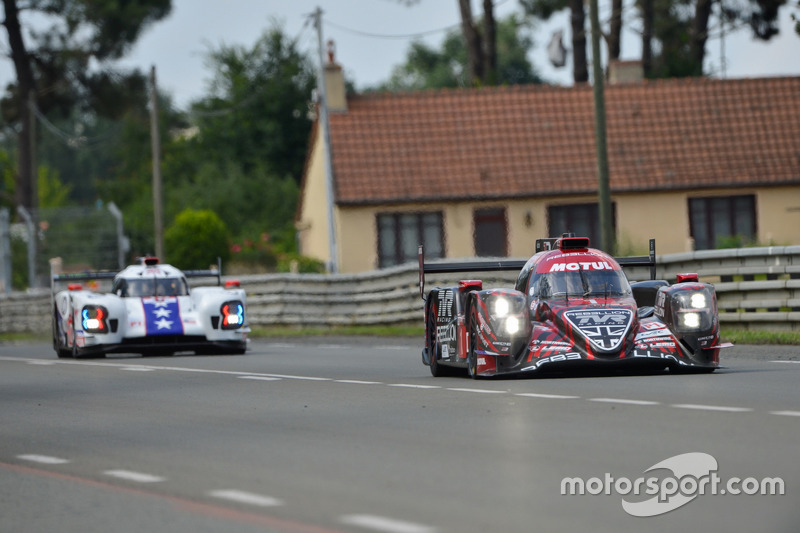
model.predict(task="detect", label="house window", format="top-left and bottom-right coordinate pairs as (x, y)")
top-left (473, 207), bottom-right (508, 257)
top-left (377, 212), bottom-right (444, 268)
top-left (548, 203), bottom-right (615, 247)
top-left (689, 195), bottom-right (756, 250)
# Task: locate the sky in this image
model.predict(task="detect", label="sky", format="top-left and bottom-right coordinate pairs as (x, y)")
top-left (3, 0), bottom-right (800, 109)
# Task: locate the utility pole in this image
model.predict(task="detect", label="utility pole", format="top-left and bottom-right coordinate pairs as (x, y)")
top-left (589, 0), bottom-right (614, 254)
top-left (311, 7), bottom-right (339, 273)
top-left (150, 66), bottom-right (164, 259)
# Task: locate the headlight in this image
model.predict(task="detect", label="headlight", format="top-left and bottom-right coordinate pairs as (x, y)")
top-left (681, 312), bottom-right (701, 329)
top-left (81, 305), bottom-right (109, 333)
top-left (671, 288), bottom-right (714, 332)
top-left (505, 316), bottom-right (520, 335)
top-left (220, 301), bottom-right (245, 330)
top-left (494, 297), bottom-right (510, 317)
top-left (690, 293), bottom-right (707, 308)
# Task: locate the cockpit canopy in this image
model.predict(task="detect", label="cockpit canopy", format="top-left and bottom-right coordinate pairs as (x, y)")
top-left (529, 268), bottom-right (632, 300)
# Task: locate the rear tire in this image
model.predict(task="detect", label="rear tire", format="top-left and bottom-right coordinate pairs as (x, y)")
top-left (426, 305), bottom-right (460, 377)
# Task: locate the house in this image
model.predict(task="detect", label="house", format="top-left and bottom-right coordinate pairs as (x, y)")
top-left (296, 57), bottom-right (800, 273)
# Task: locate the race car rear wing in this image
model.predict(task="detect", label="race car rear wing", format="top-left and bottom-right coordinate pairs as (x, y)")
top-left (50, 257), bottom-right (224, 294)
top-left (418, 238), bottom-right (657, 300)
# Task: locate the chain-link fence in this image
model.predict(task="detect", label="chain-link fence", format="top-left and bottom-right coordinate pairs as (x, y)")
top-left (0, 203), bottom-right (129, 293)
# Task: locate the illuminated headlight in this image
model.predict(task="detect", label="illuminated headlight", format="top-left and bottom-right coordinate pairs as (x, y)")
top-left (220, 301), bottom-right (245, 330)
top-left (671, 287), bottom-right (714, 332)
top-left (690, 293), bottom-right (707, 308)
top-left (681, 312), bottom-right (701, 329)
top-left (505, 316), bottom-right (520, 335)
top-left (81, 305), bottom-right (108, 333)
top-left (494, 298), bottom-right (510, 317)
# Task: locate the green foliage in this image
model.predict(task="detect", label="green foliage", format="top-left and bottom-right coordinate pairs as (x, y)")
top-left (228, 230), bottom-right (325, 274)
top-left (722, 328), bottom-right (800, 345)
top-left (10, 234), bottom-right (28, 290)
top-left (164, 209), bottom-right (230, 270)
top-left (0, 148), bottom-right (14, 209)
top-left (189, 21), bottom-right (315, 182)
top-left (377, 14), bottom-right (541, 91)
top-left (714, 234), bottom-right (778, 249)
top-left (37, 166), bottom-right (73, 208)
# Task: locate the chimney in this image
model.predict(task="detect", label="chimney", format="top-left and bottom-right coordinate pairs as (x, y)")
top-left (324, 40), bottom-right (347, 112)
top-left (608, 60), bottom-right (643, 85)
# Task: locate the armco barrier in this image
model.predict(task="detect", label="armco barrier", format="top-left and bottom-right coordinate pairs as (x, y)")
top-left (2, 246), bottom-right (799, 335)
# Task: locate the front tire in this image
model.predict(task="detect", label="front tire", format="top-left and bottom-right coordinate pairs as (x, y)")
top-left (467, 304), bottom-right (480, 379)
top-left (53, 309), bottom-right (71, 359)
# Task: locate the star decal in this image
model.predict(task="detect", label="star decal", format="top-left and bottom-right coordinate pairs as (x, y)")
top-left (153, 307), bottom-right (172, 318)
top-left (154, 318), bottom-right (174, 330)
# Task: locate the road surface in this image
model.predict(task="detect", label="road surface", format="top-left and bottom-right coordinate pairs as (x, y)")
top-left (1, 338), bottom-right (798, 532)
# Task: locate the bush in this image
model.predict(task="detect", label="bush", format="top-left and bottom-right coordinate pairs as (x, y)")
top-left (164, 209), bottom-right (230, 269)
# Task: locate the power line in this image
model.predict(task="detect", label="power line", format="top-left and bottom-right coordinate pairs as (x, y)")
top-left (28, 100), bottom-right (120, 150)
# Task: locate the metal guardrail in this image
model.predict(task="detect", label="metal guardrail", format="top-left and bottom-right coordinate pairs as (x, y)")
top-left (2, 246), bottom-right (799, 334)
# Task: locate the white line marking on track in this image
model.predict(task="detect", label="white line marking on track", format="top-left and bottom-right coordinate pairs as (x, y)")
top-left (208, 489), bottom-right (283, 507)
top-left (122, 367), bottom-right (156, 372)
top-left (446, 387), bottom-right (506, 394)
top-left (589, 398), bottom-right (660, 406)
top-left (516, 392), bottom-right (580, 399)
top-left (770, 410), bottom-right (800, 417)
top-left (335, 380), bottom-right (383, 385)
top-left (17, 454), bottom-right (70, 465)
top-left (339, 514), bottom-right (437, 533)
top-left (771, 360), bottom-right (800, 364)
top-left (238, 376), bottom-right (282, 381)
top-left (672, 403), bottom-right (753, 413)
top-left (388, 384), bottom-right (441, 389)
top-left (25, 360), bottom-right (58, 365)
top-left (260, 374), bottom-right (331, 381)
top-left (103, 470), bottom-right (165, 483)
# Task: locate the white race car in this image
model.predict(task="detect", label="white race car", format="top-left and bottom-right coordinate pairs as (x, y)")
top-left (52, 257), bottom-right (249, 358)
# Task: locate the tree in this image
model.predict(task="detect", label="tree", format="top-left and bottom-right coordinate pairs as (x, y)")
top-left (645, 0), bottom-right (789, 78)
top-left (164, 209), bottom-right (230, 270)
top-left (379, 14), bottom-right (541, 90)
top-left (457, 0), bottom-right (499, 85)
top-left (1, 0), bottom-right (171, 210)
top-left (189, 22), bottom-right (316, 183)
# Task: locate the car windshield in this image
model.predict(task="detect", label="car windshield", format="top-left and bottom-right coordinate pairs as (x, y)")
top-left (530, 269), bottom-right (631, 300)
top-left (114, 277), bottom-right (188, 297)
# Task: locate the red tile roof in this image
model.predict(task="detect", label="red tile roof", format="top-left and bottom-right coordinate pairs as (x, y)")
top-left (327, 76), bottom-right (800, 205)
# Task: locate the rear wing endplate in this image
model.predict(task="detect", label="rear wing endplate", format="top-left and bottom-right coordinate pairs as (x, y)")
top-left (418, 238), bottom-right (656, 300)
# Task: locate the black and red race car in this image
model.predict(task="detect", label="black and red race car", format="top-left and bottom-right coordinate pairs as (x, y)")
top-left (420, 235), bottom-right (729, 378)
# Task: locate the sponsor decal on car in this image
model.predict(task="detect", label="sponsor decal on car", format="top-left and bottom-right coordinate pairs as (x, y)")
top-left (550, 261), bottom-right (615, 272)
top-left (564, 309), bottom-right (633, 351)
top-left (142, 297), bottom-right (184, 336)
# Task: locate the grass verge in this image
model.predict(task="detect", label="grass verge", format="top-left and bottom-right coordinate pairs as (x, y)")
top-left (250, 325), bottom-right (424, 338)
top-left (721, 328), bottom-right (800, 345)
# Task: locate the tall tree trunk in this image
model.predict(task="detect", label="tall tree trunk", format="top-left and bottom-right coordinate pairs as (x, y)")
top-left (2, 0), bottom-right (37, 209)
top-left (608, 0), bottom-right (623, 60)
top-left (570, 0), bottom-right (588, 83)
top-left (458, 0), bottom-right (484, 85)
top-left (692, 0), bottom-right (714, 76)
top-left (481, 0), bottom-right (497, 85)
top-left (641, 0), bottom-right (654, 77)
